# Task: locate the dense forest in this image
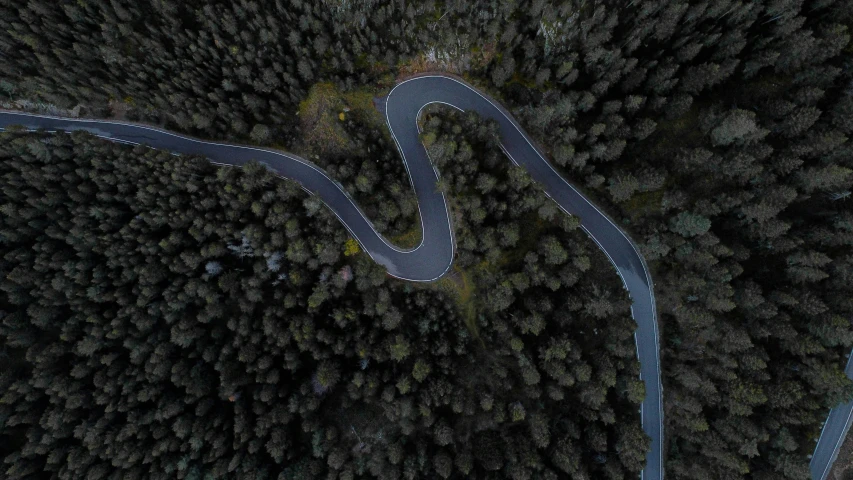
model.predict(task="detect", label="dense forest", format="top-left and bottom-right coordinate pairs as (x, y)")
top-left (295, 83), bottom-right (418, 240)
top-left (1, 0), bottom-right (853, 478)
top-left (0, 130), bottom-right (646, 479)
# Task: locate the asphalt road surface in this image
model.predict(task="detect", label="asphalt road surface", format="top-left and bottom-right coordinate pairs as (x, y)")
top-left (0, 74), bottom-right (849, 479)
top-left (811, 353), bottom-right (853, 480)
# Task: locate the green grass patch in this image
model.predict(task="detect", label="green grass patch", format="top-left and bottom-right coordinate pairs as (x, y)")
top-left (390, 225), bottom-right (423, 249)
top-left (297, 82), bottom-right (391, 154)
top-left (506, 72), bottom-right (551, 92)
top-left (430, 265), bottom-right (481, 341)
top-left (298, 82), bottom-right (353, 155)
top-left (622, 189), bottom-right (665, 219)
top-left (409, 262), bottom-right (482, 343)
top-left (342, 87), bottom-right (385, 128)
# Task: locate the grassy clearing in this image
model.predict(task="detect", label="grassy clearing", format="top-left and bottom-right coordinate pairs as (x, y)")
top-left (621, 189), bottom-right (665, 220)
top-left (341, 87), bottom-right (387, 128)
top-left (429, 265), bottom-right (481, 341)
top-left (390, 225), bottom-right (423, 249)
top-left (506, 71), bottom-right (552, 92)
top-left (298, 82), bottom-right (353, 155)
top-left (297, 81), bottom-right (392, 156)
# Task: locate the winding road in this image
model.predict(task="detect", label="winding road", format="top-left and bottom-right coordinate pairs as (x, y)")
top-left (0, 74), bottom-right (849, 479)
top-left (811, 353), bottom-right (853, 480)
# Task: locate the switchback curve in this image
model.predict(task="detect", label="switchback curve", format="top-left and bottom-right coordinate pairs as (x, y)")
top-left (7, 74), bottom-right (852, 480)
top-left (0, 74), bottom-right (687, 480)
top-left (17, 73), bottom-right (830, 480)
top-left (4, 75), bottom-right (851, 480)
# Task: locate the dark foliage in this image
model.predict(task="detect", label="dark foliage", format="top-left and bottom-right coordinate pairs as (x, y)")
top-left (1, 0), bottom-right (853, 478)
top-left (0, 131), bottom-right (643, 479)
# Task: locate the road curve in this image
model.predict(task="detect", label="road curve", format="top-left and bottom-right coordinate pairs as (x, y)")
top-left (0, 76), bottom-right (664, 477)
top-left (0, 75), bottom-right (673, 480)
top-left (3, 73), bottom-right (841, 479)
top-left (811, 353), bottom-right (853, 480)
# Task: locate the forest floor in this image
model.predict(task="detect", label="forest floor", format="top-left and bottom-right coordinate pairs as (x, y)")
top-left (295, 80), bottom-right (423, 239)
top-left (297, 82), bottom-right (360, 155)
top-left (830, 433), bottom-right (853, 479)
top-left (296, 80), bottom-right (397, 156)
top-left (390, 225), bottom-right (422, 249)
top-left (421, 265), bottom-right (480, 341)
